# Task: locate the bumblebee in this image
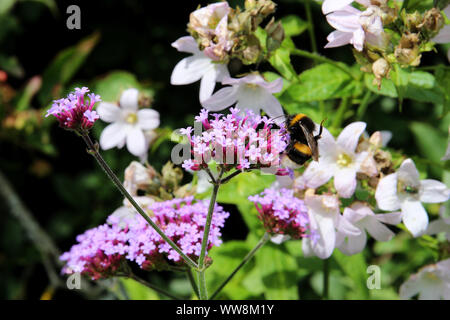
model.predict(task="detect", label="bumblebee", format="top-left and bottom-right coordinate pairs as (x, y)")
top-left (284, 114), bottom-right (323, 165)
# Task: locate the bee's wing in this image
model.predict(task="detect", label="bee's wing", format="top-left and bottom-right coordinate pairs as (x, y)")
top-left (299, 123), bottom-right (319, 161)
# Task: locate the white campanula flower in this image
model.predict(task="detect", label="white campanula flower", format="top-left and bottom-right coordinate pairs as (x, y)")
top-left (300, 122), bottom-right (376, 198)
top-left (322, 1), bottom-right (385, 51)
top-left (302, 194), bottom-right (360, 259)
top-left (336, 202), bottom-right (401, 255)
top-left (400, 259), bottom-right (450, 300)
top-left (375, 158), bottom-right (450, 237)
top-left (432, 6), bottom-right (450, 62)
top-left (97, 88), bottom-right (160, 159)
top-left (170, 36), bottom-right (230, 102)
top-left (201, 74), bottom-right (284, 118)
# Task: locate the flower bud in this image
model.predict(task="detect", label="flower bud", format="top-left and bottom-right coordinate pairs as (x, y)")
top-left (420, 8), bottom-right (444, 33)
top-left (265, 18), bottom-right (285, 53)
top-left (372, 58), bottom-right (390, 88)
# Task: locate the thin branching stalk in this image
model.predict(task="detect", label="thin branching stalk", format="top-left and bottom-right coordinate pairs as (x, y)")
top-left (197, 167), bottom-right (224, 299)
top-left (80, 133), bottom-right (198, 270)
top-left (210, 232), bottom-right (270, 300)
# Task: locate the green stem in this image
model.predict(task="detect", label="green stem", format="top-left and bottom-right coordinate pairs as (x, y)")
top-left (289, 48), bottom-right (357, 79)
top-left (127, 273), bottom-right (181, 300)
top-left (197, 168), bottom-right (224, 300)
top-left (80, 133), bottom-right (198, 270)
top-left (187, 269), bottom-right (200, 299)
top-left (331, 97), bottom-right (350, 130)
top-left (356, 91), bottom-right (372, 120)
top-left (210, 232), bottom-right (270, 300)
top-left (323, 258), bottom-right (329, 300)
top-left (305, 0), bottom-right (318, 53)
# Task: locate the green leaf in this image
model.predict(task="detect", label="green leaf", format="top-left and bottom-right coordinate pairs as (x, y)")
top-left (0, 0), bottom-right (16, 15)
top-left (391, 65), bottom-right (409, 110)
top-left (281, 15), bottom-right (308, 37)
top-left (217, 171), bottom-right (275, 232)
top-left (256, 243), bottom-right (299, 299)
top-left (93, 70), bottom-right (141, 102)
top-left (207, 240), bottom-right (255, 299)
top-left (282, 64), bottom-right (361, 102)
top-left (117, 278), bottom-right (160, 300)
top-left (268, 46), bottom-right (298, 82)
top-left (0, 54), bottom-right (24, 78)
top-left (364, 73), bottom-right (398, 98)
top-left (24, 0), bottom-right (58, 16)
top-left (410, 121), bottom-right (447, 176)
top-left (38, 32), bottom-right (100, 104)
top-left (365, 69), bottom-right (444, 105)
top-left (332, 250), bottom-right (370, 299)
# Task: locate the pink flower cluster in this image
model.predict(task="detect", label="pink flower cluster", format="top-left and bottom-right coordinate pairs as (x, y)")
top-left (249, 188), bottom-right (314, 240)
top-left (45, 87), bottom-right (101, 131)
top-left (181, 108), bottom-right (289, 173)
top-left (60, 197), bottom-right (229, 280)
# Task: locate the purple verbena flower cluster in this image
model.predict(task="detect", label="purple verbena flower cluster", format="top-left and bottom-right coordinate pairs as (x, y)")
top-left (45, 87), bottom-right (101, 131)
top-left (181, 108), bottom-right (289, 173)
top-left (60, 196), bottom-right (229, 280)
top-left (249, 188), bottom-right (313, 240)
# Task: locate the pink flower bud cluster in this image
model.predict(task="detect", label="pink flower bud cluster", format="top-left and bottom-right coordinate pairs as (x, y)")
top-left (60, 197), bottom-right (229, 280)
top-left (181, 108), bottom-right (289, 174)
top-left (249, 188), bottom-right (313, 240)
top-left (45, 87), bottom-right (101, 131)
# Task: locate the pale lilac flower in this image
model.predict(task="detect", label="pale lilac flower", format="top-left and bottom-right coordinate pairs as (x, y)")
top-left (375, 158), bottom-right (450, 237)
top-left (171, 36), bottom-right (230, 102)
top-left (302, 194), bottom-right (360, 259)
top-left (45, 87), bottom-right (101, 131)
top-left (323, 2), bottom-right (385, 51)
top-left (201, 74), bottom-right (284, 118)
top-left (426, 207), bottom-right (450, 241)
top-left (399, 259), bottom-right (450, 300)
top-left (336, 202), bottom-right (402, 255)
top-left (300, 122), bottom-right (373, 198)
top-left (432, 6), bottom-right (450, 62)
top-left (180, 108), bottom-right (289, 174)
top-left (249, 188), bottom-right (312, 241)
top-left (97, 88), bottom-right (160, 158)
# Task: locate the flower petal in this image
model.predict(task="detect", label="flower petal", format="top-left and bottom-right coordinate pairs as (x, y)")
top-left (375, 173), bottom-right (401, 211)
top-left (432, 25), bottom-right (450, 44)
top-left (375, 211), bottom-right (402, 225)
top-left (171, 36), bottom-right (200, 54)
top-left (363, 216), bottom-right (396, 242)
top-left (170, 55), bottom-right (212, 85)
top-left (399, 276), bottom-right (421, 300)
top-left (303, 161), bottom-right (334, 189)
top-left (100, 122), bottom-right (128, 150)
top-left (96, 102), bottom-right (121, 123)
top-left (137, 109), bottom-right (160, 130)
top-left (258, 92), bottom-right (284, 118)
top-left (120, 88), bottom-right (139, 111)
top-left (334, 167), bottom-right (357, 198)
top-left (201, 86), bottom-right (238, 111)
top-left (126, 126), bottom-right (147, 156)
top-left (322, 0), bottom-right (354, 14)
top-left (420, 179), bottom-right (450, 203)
top-left (337, 122), bottom-right (366, 152)
top-left (401, 200), bottom-right (429, 237)
top-left (325, 30), bottom-right (353, 48)
top-left (426, 218), bottom-right (450, 237)
top-left (398, 158), bottom-right (420, 187)
top-left (337, 229), bottom-right (366, 256)
top-left (199, 67), bottom-right (218, 103)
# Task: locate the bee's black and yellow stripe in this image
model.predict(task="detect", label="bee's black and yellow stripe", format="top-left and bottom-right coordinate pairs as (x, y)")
top-left (286, 141), bottom-right (312, 165)
top-left (285, 113), bottom-right (317, 165)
